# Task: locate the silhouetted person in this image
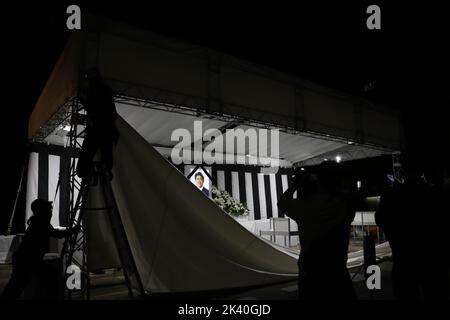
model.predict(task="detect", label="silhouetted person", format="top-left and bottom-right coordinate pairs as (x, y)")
top-left (376, 151), bottom-right (449, 299)
top-left (1, 199), bottom-right (79, 300)
top-left (422, 165), bottom-right (450, 299)
top-left (278, 162), bottom-right (356, 299)
top-left (76, 69), bottom-right (118, 181)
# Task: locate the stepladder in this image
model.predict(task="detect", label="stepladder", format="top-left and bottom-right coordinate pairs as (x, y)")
top-left (61, 162), bottom-right (145, 299)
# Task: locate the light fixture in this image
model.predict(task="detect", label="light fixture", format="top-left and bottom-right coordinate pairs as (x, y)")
top-left (336, 155), bottom-right (341, 163)
top-left (347, 141), bottom-right (354, 145)
top-left (63, 125), bottom-right (71, 132)
top-left (300, 168), bottom-right (305, 171)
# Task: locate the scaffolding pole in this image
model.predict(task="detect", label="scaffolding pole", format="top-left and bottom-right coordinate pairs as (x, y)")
top-left (60, 97), bottom-right (90, 300)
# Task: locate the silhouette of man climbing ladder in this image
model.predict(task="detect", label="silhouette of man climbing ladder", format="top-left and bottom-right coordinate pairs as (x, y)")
top-left (1, 199), bottom-right (80, 300)
top-left (3, 70), bottom-right (143, 300)
top-left (76, 68), bottom-right (118, 183)
top-left (61, 69), bottom-right (144, 299)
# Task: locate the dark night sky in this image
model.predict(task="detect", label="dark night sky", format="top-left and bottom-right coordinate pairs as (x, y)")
top-left (1, 2), bottom-right (449, 231)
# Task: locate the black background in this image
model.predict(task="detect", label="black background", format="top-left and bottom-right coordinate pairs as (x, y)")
top-left (1, 1), bottom-right (449, 233)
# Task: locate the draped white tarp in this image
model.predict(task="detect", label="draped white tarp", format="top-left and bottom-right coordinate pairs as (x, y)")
top-left (88, 116), bottom-right (298, 293)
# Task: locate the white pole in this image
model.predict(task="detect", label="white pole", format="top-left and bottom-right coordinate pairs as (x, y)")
top-left (6, 163), bottom-right (26, 235)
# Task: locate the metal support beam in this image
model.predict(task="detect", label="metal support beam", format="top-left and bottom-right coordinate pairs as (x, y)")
top-left (61, 97), bottom-right (90, 300)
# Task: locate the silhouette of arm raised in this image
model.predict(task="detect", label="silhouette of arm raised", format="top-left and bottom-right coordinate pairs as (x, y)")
top-left (278, 183), bottom-right (299, 220)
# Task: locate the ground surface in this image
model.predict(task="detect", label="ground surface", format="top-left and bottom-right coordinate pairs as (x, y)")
top-left (0, 260), bottom-right (396, 300)
top-left (1, 239), bottom-right (447, 300)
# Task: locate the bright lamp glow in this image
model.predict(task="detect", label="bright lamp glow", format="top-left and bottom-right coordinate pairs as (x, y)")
top-left (336, 155), bottom-right (341, 163)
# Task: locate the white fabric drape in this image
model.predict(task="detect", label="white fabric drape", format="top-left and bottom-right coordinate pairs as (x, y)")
top-left (25, 153), bottom-right (39, 228)
top-left (87, 116), bottom-right (298, 293)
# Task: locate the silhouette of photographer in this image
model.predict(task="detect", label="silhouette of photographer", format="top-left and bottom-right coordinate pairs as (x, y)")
top-left (376, 151), bottom-right (449, 299)
top-left (278, 161), bottom-right (356, 299)
top-left (1, 199), bottom-right (80, 300)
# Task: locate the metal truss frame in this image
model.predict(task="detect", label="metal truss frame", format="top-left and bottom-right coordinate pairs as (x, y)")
top-left (32, 75), bottom-right (395, 156)
top-left (60, 97), bottom-right (90, 300)
top-left (295, 145), bottom-right (391, 167)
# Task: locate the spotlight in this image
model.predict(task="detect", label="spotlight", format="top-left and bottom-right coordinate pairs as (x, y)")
top-left (336, 156), bottom-right (341, 163)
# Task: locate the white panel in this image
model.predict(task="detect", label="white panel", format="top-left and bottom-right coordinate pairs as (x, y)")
top-left (290, 219), bottom-right (299, 232)
top-left (352, 212), bottom-right (377, 226)
top-left (48, 155), bottom-right (60, 227)
top-left (245, 172), bottom-right (254, 220)
top-left (257, 174), bottom-right (267, 219)
top-left (281, 175), bottom-right (295, 204)
top-left (281, 175), bottom-right (289, 193)
top-left (288, 218), bottom-right (299, 246)
top-left (269, 174), bottom-right (278, 218)
top-left (217, 171), bottom-right (225, 191)
top-left (25, 153), bottom-right (39, 228)
top-left (231, 171), bottom-right (240, 202)
top-left (280, 175), bottom-right (299, 246)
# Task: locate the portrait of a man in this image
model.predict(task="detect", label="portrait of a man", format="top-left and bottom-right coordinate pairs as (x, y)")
top-left (195, 172), bottom-right (210, 197)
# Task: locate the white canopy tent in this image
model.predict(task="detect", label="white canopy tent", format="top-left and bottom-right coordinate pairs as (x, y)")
top-left (30, 15), bottom-right (403, 153)
top-left (45, 104), bottom-right (391, 167)
top-left (24, 15), bottom-right (403, 294)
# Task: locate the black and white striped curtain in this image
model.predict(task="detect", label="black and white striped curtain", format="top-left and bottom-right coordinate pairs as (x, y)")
top-left (25, 143), bottom-right (79, 228)
top-left (179, 163), bottom-right (296, 221)
top-left (26, 143), bottom-right (296, 228)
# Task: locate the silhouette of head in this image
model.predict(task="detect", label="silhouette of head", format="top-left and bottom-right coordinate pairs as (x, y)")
top-left (316, 161), bottom-right (343, 192)
top-left (298, 171), bottom-right (319, 196)
top-left (195, 172), bottom-right (205, 189)
top-left (31, 199), bottom-right (53, 220)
